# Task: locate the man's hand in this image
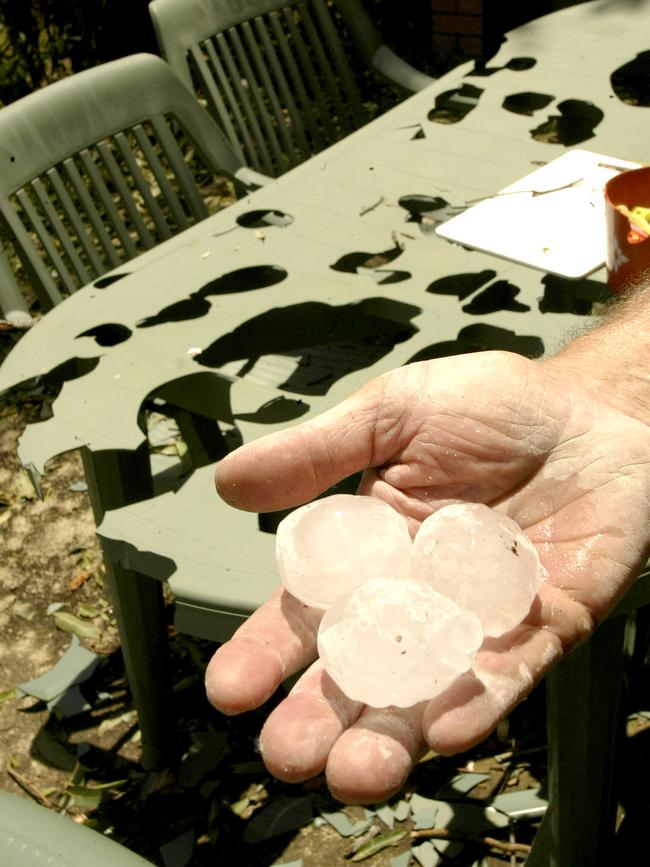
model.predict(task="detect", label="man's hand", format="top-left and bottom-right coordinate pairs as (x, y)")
top-left (205, 350), bottom-right (650, 804)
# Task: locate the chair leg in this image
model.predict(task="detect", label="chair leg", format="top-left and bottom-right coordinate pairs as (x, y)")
top-left (82, 444), bottom-right (176, 771)
top-left (173, 407), bottom-right (229, 465)
top-left (527, 615), bottom-right (631, 866)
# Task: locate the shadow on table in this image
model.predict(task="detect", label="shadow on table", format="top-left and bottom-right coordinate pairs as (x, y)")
top-left (407, 323), bottom-right (545, 363)
top-left (193, 298), bottom-right (421, 396)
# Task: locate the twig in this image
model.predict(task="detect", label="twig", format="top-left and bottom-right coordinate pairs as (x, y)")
top-left (410, 827), bottom-right (531, 855)
top-left (6, 765), bottom-right (55, 808)
top-left (359, 196), bottom-right (384, 216)
top-left (494, 745), bottom-right (547, 763)
top-left (465, 177), bottom-right (583, 206)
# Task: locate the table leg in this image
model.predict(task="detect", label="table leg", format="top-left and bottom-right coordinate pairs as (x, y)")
top-left (527, 614), bottom-right (631, 866)
top-left (82, 444), bottom-right (176, 771)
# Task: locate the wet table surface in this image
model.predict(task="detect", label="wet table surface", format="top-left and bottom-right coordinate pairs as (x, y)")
top-left (3, 0), bottom-right (650, 621)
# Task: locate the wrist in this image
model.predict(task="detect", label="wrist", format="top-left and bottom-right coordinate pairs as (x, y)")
top-left (543, 282), bottom-right (650, 427)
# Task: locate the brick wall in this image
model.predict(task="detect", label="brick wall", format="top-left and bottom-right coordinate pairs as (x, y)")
top-left (431, 0), bottom-right (484, 59)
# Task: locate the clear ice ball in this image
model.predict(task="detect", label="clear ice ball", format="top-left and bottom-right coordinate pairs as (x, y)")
top-left (275, 494), bottom-right (412, 608)
top-left (317, 576), bottom-right (484, 708)
top-left (410, 502), bottom-right (543, 637)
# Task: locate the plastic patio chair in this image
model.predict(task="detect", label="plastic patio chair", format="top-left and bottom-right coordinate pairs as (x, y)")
top-left (149, 0), bottom-right (435, 177)
top-left (0, 53), bottom-right (271, 771)
top-left (0, 51), bottom-right (268, 323)
top-left (0, 790), bottom-right (153, 866)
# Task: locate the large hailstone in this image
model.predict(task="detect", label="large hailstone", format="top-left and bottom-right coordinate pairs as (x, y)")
top-left (410, 502), bottom-right (543, 637)
top-left (275, 494), bottom-right (412, 608)
top-left (317, 576), bottom-right (484, 708)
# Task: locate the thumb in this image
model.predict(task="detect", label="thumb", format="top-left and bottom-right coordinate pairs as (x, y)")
top-left (215, 378), bottom-right (388, 511)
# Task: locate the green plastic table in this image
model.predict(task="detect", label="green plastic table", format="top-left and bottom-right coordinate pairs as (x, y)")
top-left (3, 2), bottom-right (650, 863)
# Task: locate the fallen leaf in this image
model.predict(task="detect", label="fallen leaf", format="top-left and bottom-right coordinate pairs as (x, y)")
top-left (77, 602), bottom-right (101, 618)
top-left (34, 728), bottom-right (78, 771)
top-left (69, 570), bottom-right (93, 591)
top-left (350, 830), bottom-right (407, 861)
top-left (53, 611), bottom-right (102, 641)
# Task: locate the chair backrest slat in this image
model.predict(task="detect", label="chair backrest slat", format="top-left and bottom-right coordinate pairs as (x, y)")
top-left (311, 0), bottom-right (365, 121)
top-left (239, 19), bottom-right (297, 168)
top-left (131, 128), bottom-right (178, 238)
top-left (150, 0), bottom-right (379, 177)
top-left (61, 156), bottom-right (123, 269)
top-left (263, 12), bottom-right (315, 153)
top-left (0, 53), bottom-right (247, 315)
top-left (132, 123), bottom-right (188, 235)
top-left (46, 166), bottom-right (107, 274)
top-left (298, 2), bottom-right (354, 132)
top-left (115, 132), bottom-right (169, 248)
top-left (281, 7), bottom-right (337, 144)
top-left (189, 43), bottom-right (247, 164)
top-left (0, 202), bottom-right (63, 307)
top-left (30, 176), bottom-right (93, 287)
top-left (79, 148), bottom-right (140, 260)
top-left (252, 15), bottom-right (311, 160)
top-left (15, 187), bottom-right (79, 294)
top-left (215, 30), bottom-right (277, 175)
top-left (97, 139), bottom-right (157, 251)
top-left (150, 117), bottom-right (210, 224)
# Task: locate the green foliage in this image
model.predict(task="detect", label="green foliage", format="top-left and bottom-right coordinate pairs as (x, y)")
top-left (0, 0), bottom-right (155, 106)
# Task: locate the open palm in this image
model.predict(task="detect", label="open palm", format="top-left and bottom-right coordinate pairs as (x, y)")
top-left (206, 351), bottom-right (650, 803)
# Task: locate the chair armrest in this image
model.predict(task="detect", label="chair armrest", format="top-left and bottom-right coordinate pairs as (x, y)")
top-left (370, 45), bottom-right (436, 92)
top-left (233, 166), bottom-right (274, 190)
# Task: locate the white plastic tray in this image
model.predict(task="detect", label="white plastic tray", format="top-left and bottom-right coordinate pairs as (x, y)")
top-left (435, 149), bottom-right (640, 278)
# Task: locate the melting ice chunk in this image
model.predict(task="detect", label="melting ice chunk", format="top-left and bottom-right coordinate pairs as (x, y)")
top-left (410, 503), bottom-right (543, 637)
top-left (276, 494), bottom-right (412, 608)
top-left (317, 576), bottom-right (484, 708)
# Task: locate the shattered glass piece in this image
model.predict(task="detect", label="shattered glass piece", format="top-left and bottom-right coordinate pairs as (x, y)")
top-left (276, 494), bottom-right (412, 608)
top-left (489, 787), bottom-right (548, 819)
top-left (317, 577), bottom-right (483, 707)
top-left (18, 635), bottom-right (99, 702)
top-left (412, 841), bottom-right (442, 867)
top-left (320, 810), bottom-right (373, 837)
top-left (47, 684), bottom-right (91, 718)
top-left (410, 503), bottom-right (543, 637)
top-left (435, 772), bottom-right (491, 799)
top-left (393, 799), bottom-right (410, 822)
top-left (376, 803), bottom-right (396, 829)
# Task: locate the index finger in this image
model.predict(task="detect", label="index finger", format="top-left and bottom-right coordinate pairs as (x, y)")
top-left (205, 587), bottom-right (323, 714)
top-left (215, 378), bottom-right (388, 512)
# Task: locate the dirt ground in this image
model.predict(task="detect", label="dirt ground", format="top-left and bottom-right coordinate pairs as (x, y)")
top-left (1, 322), bottom-right (650, 867)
